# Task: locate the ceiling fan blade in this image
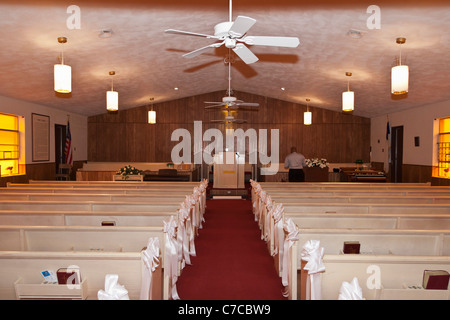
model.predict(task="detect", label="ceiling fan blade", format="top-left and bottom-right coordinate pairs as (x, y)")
top-left (228, 16), bottom-right (256, 38)
top-left (204, 104), bottom-right (226, 109)
top-left (232, 43), bottom-right (259, 64)
top-left (241, 36), bottom-right (300, 48)
top-left (165, 29), bottom-right (217, 39)
top-left (182, 42), bottom-right (224, 58)
top-left (233, 119), bottom-right (247, 123)
top-left (236, 102), bottom-right (259, 107)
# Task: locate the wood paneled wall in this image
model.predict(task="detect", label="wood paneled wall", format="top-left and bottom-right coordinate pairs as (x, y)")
top-left (88, 91), bottom-right (371, 164)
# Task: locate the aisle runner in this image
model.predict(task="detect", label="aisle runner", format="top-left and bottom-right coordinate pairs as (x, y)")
top-left (176, 199), bottom-right (287, 300)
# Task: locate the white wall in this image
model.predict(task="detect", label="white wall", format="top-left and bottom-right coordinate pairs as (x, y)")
top-left (371, 99), bottom-right (450, 170)
top-left (0, 95), bottom-right (88, 164)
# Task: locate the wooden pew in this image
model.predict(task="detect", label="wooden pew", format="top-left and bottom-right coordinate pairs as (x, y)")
top-left (258, 182), bottom-right (443, 189)
top-left (1, 251), bottom-right (162, 300)
top-left (280, 203), bottom-right (450, 214)
top-left (0, 210), bottom-right (175, 227)
top-left (271, 195), bottom-right (450, 204)
top-left (0, 180), bottom-right (208, 300)
top-left (284, 212), bottom-right (450, 230)
top-left (0, 225), bottom-right (165, 252)
top-left (317, 254), bottom-right (450, 300)
top-left (294, 228), bottom-right (450, 256)
top-left (0, 192), bottom-right (188, 203)
top-left (22, 180), bottom-right (202, 187)
top-left (0, 187), bottom-right (196, 195)
top-left (249, 180), bottom-right (450, 300)
top-left (0, 200), bottom-right (181, 212)
top-left (259, 188), bottom-right (450, 197)
top-left (0, 225), bottom-right (166, 300)
top-left (288, 227), bottom-right (450, 300)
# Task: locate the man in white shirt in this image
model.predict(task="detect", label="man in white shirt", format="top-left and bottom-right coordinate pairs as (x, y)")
top-left (284, 147), bottom-right (306, 182)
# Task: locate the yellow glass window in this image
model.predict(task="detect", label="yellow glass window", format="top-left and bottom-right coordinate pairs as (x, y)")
top-left (437, 117), bottom-right (450, 178)
top-left (0, 113), bottom-right (20, 176)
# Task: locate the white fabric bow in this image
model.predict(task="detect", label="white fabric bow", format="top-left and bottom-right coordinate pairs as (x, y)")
top-left (263, 195), bottom-right (274, 241)
top-left (338, 277), bottom-right (364, 300)
top-left (252, 184), bottom-right (262, 219)
top-left (281, 218), bottom-right (299, 288)
top-left (178, 204), bottom-right (194, 266)
top-left (301, 240), bottom-right (326, 300)
top-left (140, 237), bottom-right (160, 300)
top-left (271, 203), bottom-right (285, 257)
top-left (98, 274), bottom-right (129, 300)
top-left (163, 216), bottom-right (180, 300)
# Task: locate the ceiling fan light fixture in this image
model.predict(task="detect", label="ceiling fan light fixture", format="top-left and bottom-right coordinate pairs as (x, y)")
top-left (391, 38), bottom-right (409, 95)
top-left (54, 37), bottom-right (71, 93)
top-left (106, 71), bottom-right (118, 111)
top-left (342, 72), bottom-right (354, 112)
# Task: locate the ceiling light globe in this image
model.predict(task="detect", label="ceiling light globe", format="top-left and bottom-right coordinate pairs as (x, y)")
top-left (342, 91), bottom-right (354, 112)
top-left (391, 65), bottom-right (409, 95)
top-left (54, 64), bottom-right (71, 93)
top-left (106, 91), bottom-right (118, 111)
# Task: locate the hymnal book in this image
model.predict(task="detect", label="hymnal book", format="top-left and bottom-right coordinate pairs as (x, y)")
top-left (343, 241), bottom-right (360, 254)
top-left (422, 270), bottom-right (449, 290)
top-left (57, 267), bottom-right (81, 285)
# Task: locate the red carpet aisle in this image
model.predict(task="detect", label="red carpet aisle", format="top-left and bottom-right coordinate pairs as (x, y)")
top-left (176, 199), bottom-right (287, 300)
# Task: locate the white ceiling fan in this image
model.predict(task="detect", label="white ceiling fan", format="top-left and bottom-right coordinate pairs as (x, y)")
top-left (204, 55), bottom-right (259, 110)
top-left (164, 0), bottom-right (300, 64)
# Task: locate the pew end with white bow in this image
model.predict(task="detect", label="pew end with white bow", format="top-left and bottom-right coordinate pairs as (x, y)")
top-left (140, 237), bottom-right (162, 300)
top-left (300, 240), bottom-right (326, 300)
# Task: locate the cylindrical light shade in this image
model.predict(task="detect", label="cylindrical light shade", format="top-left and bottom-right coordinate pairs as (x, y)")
top-left (54, 64), bottom-right (71, 93)
top-left (342, 91), bottom-right (354, 112)
top-left (148, 110), bottom-right (156, 124)
top-left (391, 65), bottom-right (409, 95)
top-left (106, 91), bottom-right (118, 111)
top-left (304, 111), bottom-right (312, 125)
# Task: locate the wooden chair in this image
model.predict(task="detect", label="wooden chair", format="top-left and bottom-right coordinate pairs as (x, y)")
top-left (56, 163), bottom-right (72, 181)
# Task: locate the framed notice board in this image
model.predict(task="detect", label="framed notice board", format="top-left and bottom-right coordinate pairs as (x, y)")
top-left (32, 113), bottom-right (50, 162)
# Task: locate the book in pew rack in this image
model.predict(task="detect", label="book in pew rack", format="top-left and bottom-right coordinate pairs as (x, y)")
top-left (57, 267), bottom-right (81, 285)
top-left (343, 241), bottom-right (360, 254)
top-left (422, 270), bottom-right (450, 290)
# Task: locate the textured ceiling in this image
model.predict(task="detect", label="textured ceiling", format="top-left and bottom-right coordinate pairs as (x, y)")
top-left (0, 0), bottom-right (450, 118)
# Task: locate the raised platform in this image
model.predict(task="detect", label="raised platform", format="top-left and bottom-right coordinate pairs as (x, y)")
top-left (210, 188), bottom-right (249, 198)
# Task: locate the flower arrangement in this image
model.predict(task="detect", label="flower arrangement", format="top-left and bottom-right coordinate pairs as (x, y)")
top-left (116, 165), bottom-right (143, 177)
top-left (305, 158), bottom-right (329, 168)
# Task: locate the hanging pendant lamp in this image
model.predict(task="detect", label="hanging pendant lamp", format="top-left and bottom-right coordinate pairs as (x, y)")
top-left (54, 37), bottom-right (72, 93)
top-left (391, 37), bottom-right (409, 95)
top-left (342, 72), bottom-right (354, 112)
top-left (148, 97), bottom-right (156, 124)
top-left (304, 98), bottom-right (312, 125)
top-left (106, 71), bottom-right (118, 111)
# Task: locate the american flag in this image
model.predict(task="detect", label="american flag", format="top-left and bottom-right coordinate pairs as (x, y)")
top-left (65, 120), bottom-right (73, 165)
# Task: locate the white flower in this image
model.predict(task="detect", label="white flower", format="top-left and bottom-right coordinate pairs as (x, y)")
top-left (305, 158), bottom-right (328, 168)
